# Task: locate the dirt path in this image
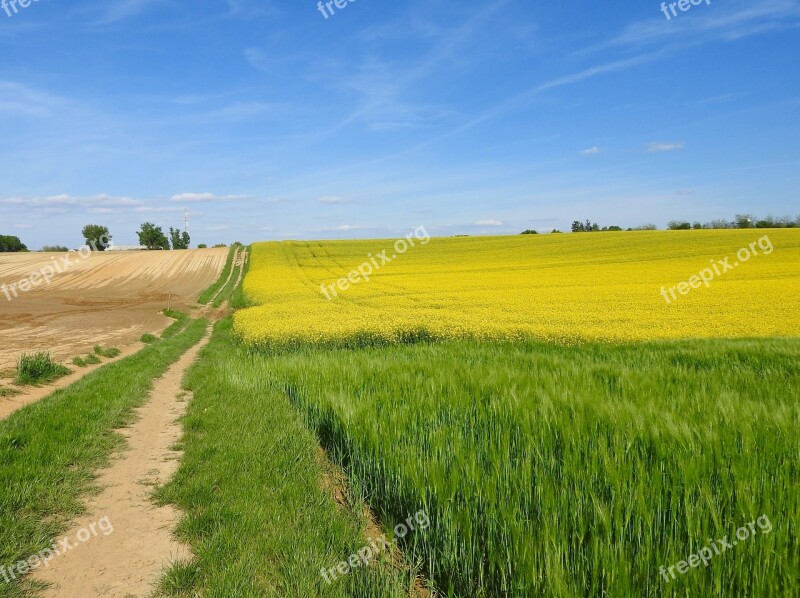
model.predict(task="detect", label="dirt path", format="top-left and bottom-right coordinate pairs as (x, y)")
top-left (33, 327), bottom-right (210, 597)
top-left (207, 247), bottom-right (240, 306)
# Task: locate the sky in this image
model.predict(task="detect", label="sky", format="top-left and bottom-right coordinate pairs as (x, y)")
top-left (0, 0), bottom-right (798, 248)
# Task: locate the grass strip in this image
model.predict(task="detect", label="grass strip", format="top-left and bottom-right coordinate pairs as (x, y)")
top-left (154, 318), bottom-right (417, 597)
top-left (0, 317), bottom-right (207, 598)
top-left (211, 247), bottom-right (248, 308)
top-left (161, 309), bottom-right (190, 339)
top-left (197, 244), bottom-right (238, 305)
top-left (228, 248), bottom-right (252, 310)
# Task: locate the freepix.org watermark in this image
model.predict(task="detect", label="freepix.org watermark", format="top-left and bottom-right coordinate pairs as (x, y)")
top-left (660, 0), bottom-right (711, 21)
top-left (660, 235), bottom-right (773, 305)
top-left (0, 516), bottom-right (114, 584)
top-left (1, 236), bottom-right (112, 302)
top-left (2, 0), bottom-right (42, 18)
top-left (320, 226), bottom-right (430, 301)
top-left (321, 509), bottom-right (430, 584)
top-left (316, 0), bottom-right (360, 20)
top-left (659, 514), bottom-right (772, 582)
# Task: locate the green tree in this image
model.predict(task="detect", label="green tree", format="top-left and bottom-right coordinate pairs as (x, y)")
top-left (169, 228), bottom-right (191, 250)
top-left (137, 223), bottom-right (170, 250)
top-left (81, 224), bottom-right (112, 250)
top-left (667, 220), bottom-right (692, 230)
top-left (734, 214), bottom-right (756, 229)
top-left (0, 235), bottom-right (28, 252)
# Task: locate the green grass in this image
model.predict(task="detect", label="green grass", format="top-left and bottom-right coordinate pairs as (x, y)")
top-left (0, 318), bottom-right (207, 598)
top-left (0, 386), bottom-right (20, 398)
top-left (252, 337), bottom-right (800, 597)
top-left (211, 247), bottom-right (248, 308)
top-left (197, 243), bottom-right (239, 305)
top-left (162, 309), bottom-right (190, 339)
top-left (73, 353), bottom-right (102, 367)
top-left (154, 318), bottom-right (419, 597)
top-left (14, 352), bottom-right (70, 385)
top-left (140, 333), bottom-right (158, 344)
top-left (93, 345), bottom-right (121, 359)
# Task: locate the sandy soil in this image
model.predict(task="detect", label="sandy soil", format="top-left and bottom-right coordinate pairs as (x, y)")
top-left (33, 326), bottom-right (211, 597)
top-left (0, 248), bottom-right (226, 371)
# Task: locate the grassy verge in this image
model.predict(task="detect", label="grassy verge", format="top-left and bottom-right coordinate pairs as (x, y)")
top-left (162, 309), bottom-right (190, 339)
top-left (256, 337), bottom-right (800, 597)
top-left (0, 318), bottom-right (207, 598)
top-left (211, 247), bottom-right (248, 308)
top-left (197, 244), bottom-right (239, 305)
top-left (154, 318), bottom-right (417, 597)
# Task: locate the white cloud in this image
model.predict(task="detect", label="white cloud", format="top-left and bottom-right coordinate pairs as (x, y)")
top-left (580, 146), bottom-right (601, 155)
top-left (170, 193), bottom-right (248, 202)
top-left (475, 219), bottom-right (504, 226)
top-left (323, 224), bottom-right (365, 231)
top-left (646, 142), bottom-right (684, 153)
top-left (318, 196), bottom-right (349, 204)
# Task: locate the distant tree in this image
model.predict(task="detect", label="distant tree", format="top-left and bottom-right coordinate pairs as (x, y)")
top-left (42, 245), bottom-right (69, 252)
top-left (213, 243), bottom-right (228, 248)
top-left (692, 222), bottom-right (703, 230)
top-left (734, 214), bottom-right (756, 229)
top-left (706, 219), bottom-right (731, 229)
top-left (632, 224), bottom-right (658, 231)
top-left (520, 229), bottom-right (539, 235)
top-left (551, 229), bottom-right (562, 234)
top-left (81, 224), bottom-right (112, 250)
top-left (667, 220), bottom-right (692, 230)
top-left (0, 235), bottom-right (27, 252)
top-left (137, 222), bottom-right (170, 250)
top-left (169, 227), bottom-right (191, 250)
top-left (572, 220), bottom-right (601, 232)
top-left (197, 243), bottom-right (208, 249)
top-left (606, 226), bottom-right (623, 231)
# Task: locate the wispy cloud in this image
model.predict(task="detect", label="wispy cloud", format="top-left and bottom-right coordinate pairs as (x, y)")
top-left (95, 0), bottom-right (164, 24)
top-left (646, 142), bottom-right (684, 153)
top-left (318, 196), bottom-right (349, 204)
top-left (475, 219), bottom-right (504, 226)
top-left (597, 0), bottom-right (800, 52)
top-left (581, 146), bottom-right (601, 155)
top-left (0, 80), bottom-right (65, 118)
top-left (322, 224), bottom-right (366, 231)
top-left (170, 193), bottom-right (249, 202)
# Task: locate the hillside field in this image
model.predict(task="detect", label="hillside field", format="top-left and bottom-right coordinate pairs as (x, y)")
top-left (235, 230), bottom-right (800, 346)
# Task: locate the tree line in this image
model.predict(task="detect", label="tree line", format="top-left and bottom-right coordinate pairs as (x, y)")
top-left (0, 221), bottom-right (220, 252)
top-left (520, 214), bottom-right (800, 234)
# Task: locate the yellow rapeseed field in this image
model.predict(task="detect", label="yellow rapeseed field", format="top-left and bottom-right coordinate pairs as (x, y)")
top-left (235, 230), bottom-right (800, 345)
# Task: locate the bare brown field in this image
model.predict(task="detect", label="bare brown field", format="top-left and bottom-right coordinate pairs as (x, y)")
top-left (0, 248), bottom-right (227, 372)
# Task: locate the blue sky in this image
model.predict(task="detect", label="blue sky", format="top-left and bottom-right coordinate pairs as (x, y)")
top-left (1, 0), bottom-right (798, 248)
